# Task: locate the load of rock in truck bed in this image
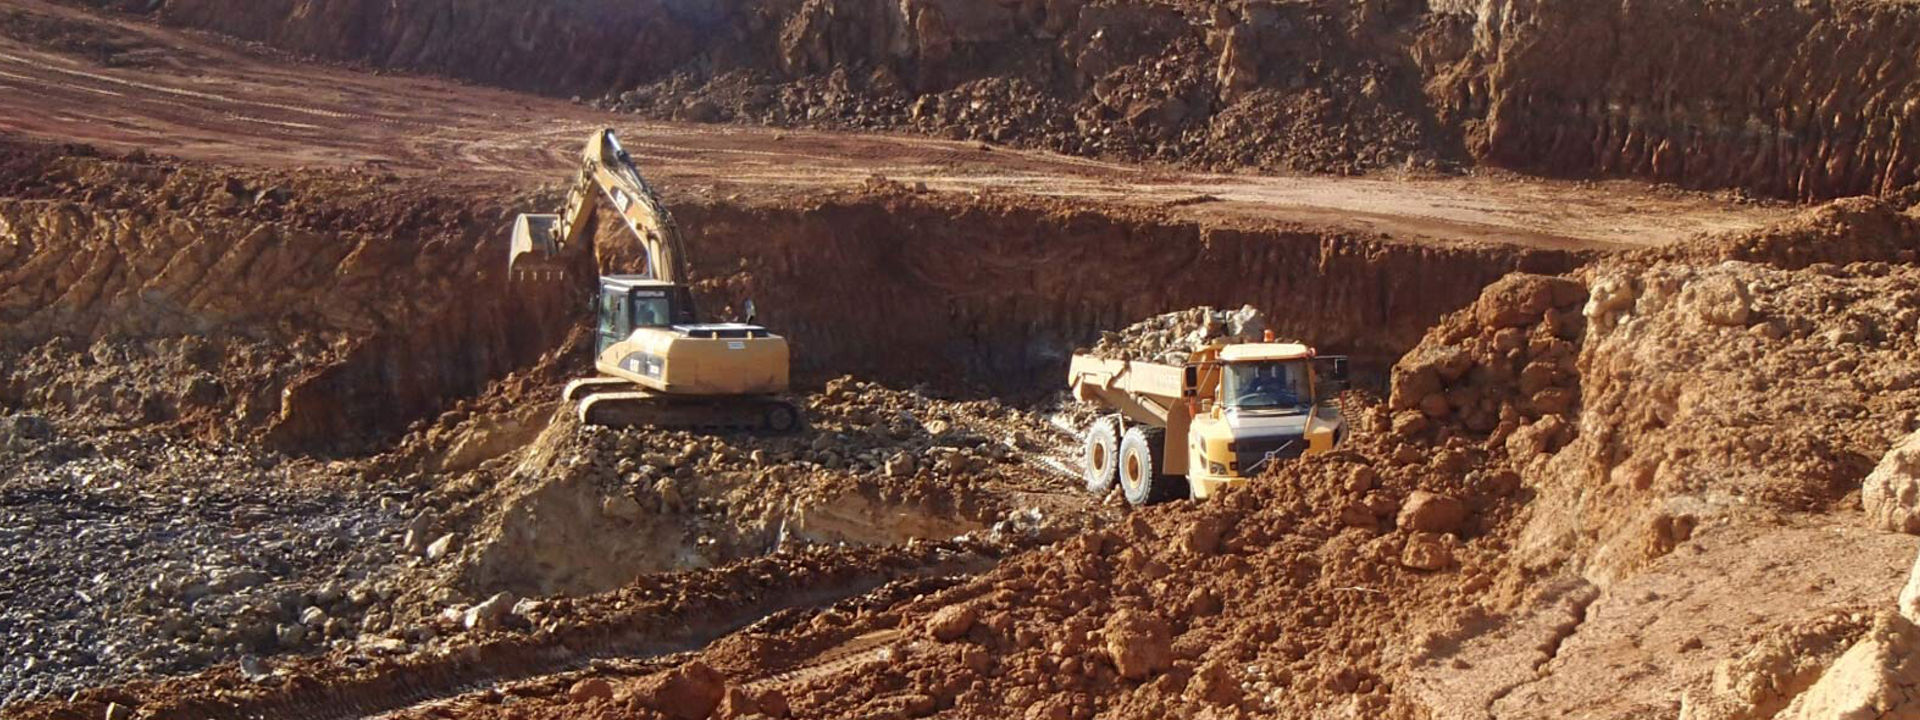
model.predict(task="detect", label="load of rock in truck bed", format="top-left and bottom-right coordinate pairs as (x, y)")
top-left (1085, 306), bottom-right (1271, 364)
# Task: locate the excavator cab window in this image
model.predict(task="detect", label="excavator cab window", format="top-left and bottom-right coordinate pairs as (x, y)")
top-left (596, 288), bottom-right (629, 356)
top-left (630, 291), bottom-right (672, 327)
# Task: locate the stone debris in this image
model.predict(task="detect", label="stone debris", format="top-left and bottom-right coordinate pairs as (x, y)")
top-left (1088, 305), bottom-right (1271, 364)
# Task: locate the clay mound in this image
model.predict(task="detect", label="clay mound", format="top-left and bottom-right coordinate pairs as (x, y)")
top-left (1087, 305), bottom-right (1269, 364)
top-left (1387, 273), bottom-right (1588, 438)
top-left (435, 374), bottom-right (1087, 599)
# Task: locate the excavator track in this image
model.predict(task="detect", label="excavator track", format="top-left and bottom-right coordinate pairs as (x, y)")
top-left (567, 379), bottom-right (801, 432)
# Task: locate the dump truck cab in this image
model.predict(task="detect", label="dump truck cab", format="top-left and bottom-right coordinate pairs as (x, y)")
top-left (1069, 341), bottom-right (1347, 505)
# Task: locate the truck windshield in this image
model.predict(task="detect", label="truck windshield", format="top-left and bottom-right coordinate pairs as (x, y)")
top-left (1221, 360), bottom-right (1311, 412)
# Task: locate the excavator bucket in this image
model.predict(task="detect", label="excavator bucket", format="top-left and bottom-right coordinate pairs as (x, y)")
top-left (509, 213), bottom-right (570, 286)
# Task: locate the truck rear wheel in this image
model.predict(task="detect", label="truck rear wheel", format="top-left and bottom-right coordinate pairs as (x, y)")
top-left (1082, 416), bottom-right (1120, 494)
top-left (1118, 427), bottom-right (1182, 506)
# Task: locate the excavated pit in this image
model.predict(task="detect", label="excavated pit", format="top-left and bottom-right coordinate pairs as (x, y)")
top-left (0, 137), bottom-right (1575, 702)
top-left (0, 141), bottom-right (1573, 454)
top-left (10, 1), bottom-right (1920, 717)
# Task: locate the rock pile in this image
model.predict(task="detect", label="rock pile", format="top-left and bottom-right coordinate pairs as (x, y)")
top-left (451, 377), bottom-right (1075, 598)
top-left (1088, 305), bottom-right (1270, 364)
top-left (1388, 273), bottom-right (1587, 458)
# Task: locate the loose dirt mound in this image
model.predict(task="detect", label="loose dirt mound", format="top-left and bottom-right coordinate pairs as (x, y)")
top-left (428, 374), bottom-right (1090, 600)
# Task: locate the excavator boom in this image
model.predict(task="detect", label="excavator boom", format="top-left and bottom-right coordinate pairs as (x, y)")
top-left (509, 129), bottom-right (688, 284)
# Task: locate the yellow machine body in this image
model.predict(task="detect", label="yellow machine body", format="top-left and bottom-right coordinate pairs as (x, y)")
top-left (1068, 341), bottom-right (1348, 505)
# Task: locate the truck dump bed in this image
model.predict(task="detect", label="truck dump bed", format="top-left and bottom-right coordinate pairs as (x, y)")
top-left (1067, 354), bottom-right (1186, 427)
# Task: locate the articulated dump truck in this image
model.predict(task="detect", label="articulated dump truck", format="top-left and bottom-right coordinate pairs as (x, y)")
top-left (1068, 341), bottom-right (1349, 505)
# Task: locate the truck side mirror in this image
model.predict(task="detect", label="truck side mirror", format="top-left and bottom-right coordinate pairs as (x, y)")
top-left (1182, 365), bottom-right (1198, 397)
top-left (742, 299), bottom-right (758, 325)
top-left (1315, 356), bottom-right (1350, 401)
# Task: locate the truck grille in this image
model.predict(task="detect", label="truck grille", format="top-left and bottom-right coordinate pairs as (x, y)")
top-left (1235, 434), bottom-right (1305, 475)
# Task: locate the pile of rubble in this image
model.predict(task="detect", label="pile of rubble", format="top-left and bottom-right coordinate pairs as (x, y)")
top-left (0, 420), bottom-right (421, 705)
top-left (1087, 305), bottom-right (1270, 364)
top-left (432, 376), bottom-right (1087, 600)
top-left (1387, 273), bottom-right (1587, 446)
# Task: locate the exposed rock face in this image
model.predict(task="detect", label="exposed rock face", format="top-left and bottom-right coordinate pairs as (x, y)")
top-left (0, 150), bottom-right (568, 452)
top-left (0, 143), bottom-right (1572, 450)
top-left (669, 197), bottom-right (1574, 381)
top-left (81, 0), bottom-right (1920, 198)
top-left (1427, 0), bottom-right (1920, 200)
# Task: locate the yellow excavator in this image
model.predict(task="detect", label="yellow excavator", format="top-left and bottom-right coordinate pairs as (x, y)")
top-left (509, 129), bottom-right (800, 431)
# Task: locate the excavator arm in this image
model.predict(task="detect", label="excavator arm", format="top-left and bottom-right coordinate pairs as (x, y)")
top-left (509, 129), bottom-right (689, 284)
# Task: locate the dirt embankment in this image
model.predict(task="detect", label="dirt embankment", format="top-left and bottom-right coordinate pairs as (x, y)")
top-left (68, 0), bottom-right (1920, 199)
top-left (0, 140), bottom-right (1564, 451)
top-left (0, 141), bottom-right (566, 453)
top-left (663, 192), bottom-right (1576, 385)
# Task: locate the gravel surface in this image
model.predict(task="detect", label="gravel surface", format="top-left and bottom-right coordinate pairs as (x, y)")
top-left (0, 416), bottom-right (411, 706)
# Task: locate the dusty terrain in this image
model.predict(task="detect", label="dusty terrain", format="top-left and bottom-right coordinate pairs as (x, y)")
top-left (4, 1), bottom-right (1920, 719)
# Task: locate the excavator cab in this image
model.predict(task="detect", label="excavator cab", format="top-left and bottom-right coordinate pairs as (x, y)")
top-left (593, 276), bottom-right (697, 356)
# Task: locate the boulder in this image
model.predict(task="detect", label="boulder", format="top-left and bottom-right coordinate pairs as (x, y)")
top-left (1864, 431), bottom-right (1920, 534)
top-left (1685, 273), bottom-right (1753, 327)
top-left (462, 591), bottom-right (517, 631)
top-left (1104, 609), bottom-right (1173, 681)
top-left (424, 533), bottom-right (458, 561)
top-left (630, 661), bottom-right (727, 720)
top-left (927, 603), bottom-right (978, 642)
top-left (884, 451), bottom-right (918, 478)
top-left (569, 677), bottom-right (615, 704)
top-left (1397, 491), bottom-right (1467, 534)
top-left (1474, 274), bottom-right (1580, 329)
top-left (1179, 515), bottom-right (1228, 555)
top-left (1401, 532), bottom-right (1454, 571)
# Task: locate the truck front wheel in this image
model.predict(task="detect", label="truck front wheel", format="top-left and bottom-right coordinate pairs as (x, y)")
top-left (1083, 416), bottom-right (1121, 494)
top-left (1118, 427), bottom-right (1182, 506)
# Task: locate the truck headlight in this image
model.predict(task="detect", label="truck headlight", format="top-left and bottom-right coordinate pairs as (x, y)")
top-left (1208, 461), bottom-right (1228, 475)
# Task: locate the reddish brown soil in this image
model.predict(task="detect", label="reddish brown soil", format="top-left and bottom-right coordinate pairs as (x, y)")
top-left (9, 2), bottom-right (1920, 719)
top-left (52, 0), bottom-right (1920, 200)
top-left (0, 0), bottom-right (1784, 253)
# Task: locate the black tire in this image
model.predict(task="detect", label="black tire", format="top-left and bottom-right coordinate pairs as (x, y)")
top-left (1082, 416), bottom-right (1120, 494)
top-left (762, 402), bottom-right (801, 433)
top-left (1118, 426), bottom-right (1184, 506)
